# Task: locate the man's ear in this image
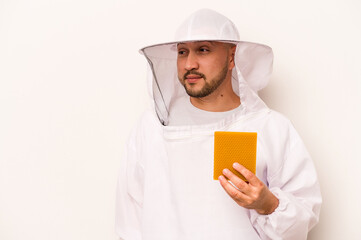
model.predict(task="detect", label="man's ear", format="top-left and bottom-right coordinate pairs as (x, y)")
top-left (229, 45), bottom-right (237, 70)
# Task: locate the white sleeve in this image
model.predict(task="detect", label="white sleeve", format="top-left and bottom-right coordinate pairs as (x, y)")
top-left (250, 125), bottom-right (322, 240)
top-left (115, 129), bottom-right (144, 240)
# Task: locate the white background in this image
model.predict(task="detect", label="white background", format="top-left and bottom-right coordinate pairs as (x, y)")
top-left (0, 0), bottom-right (360, 239)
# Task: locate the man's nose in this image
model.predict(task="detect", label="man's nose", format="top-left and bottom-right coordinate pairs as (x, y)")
top-left (185, 52), bottom-right (199, 70)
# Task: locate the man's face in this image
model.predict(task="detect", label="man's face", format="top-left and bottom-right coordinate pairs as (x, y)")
top-left (177, 41), bottom-right (235, 98)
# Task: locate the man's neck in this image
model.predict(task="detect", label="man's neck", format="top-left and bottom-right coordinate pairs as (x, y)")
top-left (190, 80), bottom-right (240, 112)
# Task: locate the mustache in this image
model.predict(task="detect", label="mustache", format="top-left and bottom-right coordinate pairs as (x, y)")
top-left (183, 70), bottom-right (206, 80)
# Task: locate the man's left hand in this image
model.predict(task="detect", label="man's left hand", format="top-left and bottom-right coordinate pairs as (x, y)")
top-left (218, 162), bottom-right (279, 215)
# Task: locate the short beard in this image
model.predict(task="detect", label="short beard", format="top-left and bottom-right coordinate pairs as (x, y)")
top-left (180, 62), bottom-right (229, 98)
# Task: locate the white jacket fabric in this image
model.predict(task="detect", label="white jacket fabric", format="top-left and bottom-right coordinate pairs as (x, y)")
top-left (116, 9), bottom-right (322, 240)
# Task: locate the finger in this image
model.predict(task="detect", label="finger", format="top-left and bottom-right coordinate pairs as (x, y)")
top-left (218, 175), bottom-right (250, 203)
top-left (222, 168), bottom-right (250, 192)
top-left (232, 162), bottom-right (260, 186)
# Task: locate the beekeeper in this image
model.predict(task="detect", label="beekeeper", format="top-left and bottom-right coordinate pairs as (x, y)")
top-left (116, 9), bottom-right (322, 240)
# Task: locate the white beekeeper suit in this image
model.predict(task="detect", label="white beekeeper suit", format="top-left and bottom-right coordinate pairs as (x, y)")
top-left (116, 9), bottom-right (321, 240)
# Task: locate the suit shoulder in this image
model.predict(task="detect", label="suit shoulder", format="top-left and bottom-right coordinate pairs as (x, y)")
top-left (265, 109), bottom-right (293, 126)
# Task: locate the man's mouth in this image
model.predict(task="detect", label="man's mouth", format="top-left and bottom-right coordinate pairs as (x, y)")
top-left (185, 74), bottom-right (203, 83)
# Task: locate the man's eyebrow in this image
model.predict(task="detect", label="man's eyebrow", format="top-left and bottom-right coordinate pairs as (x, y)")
top-left (198, 41), bottom-right (216, 45)
top-left (177, 41), bottom-right (215, 47)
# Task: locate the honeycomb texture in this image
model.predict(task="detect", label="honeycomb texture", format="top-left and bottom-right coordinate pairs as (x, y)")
top-left (213, 131), bottom-right (257, 181)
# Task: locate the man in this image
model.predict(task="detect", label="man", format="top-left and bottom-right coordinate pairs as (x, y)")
top-left (116, 9), bottom-right (321, 240)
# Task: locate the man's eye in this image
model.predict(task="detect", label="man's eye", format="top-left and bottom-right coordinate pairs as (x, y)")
top-left (199, 48), bottom-right (210, 53)
top-left (178, 50), bottom-right (186, 55)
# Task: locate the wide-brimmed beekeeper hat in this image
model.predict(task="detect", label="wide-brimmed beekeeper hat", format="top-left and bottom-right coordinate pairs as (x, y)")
top-left (139, 9), bottom-right (273, 125)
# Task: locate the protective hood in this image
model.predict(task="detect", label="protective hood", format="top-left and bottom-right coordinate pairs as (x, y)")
top-left (140, 9), bottom-right (273, 126)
